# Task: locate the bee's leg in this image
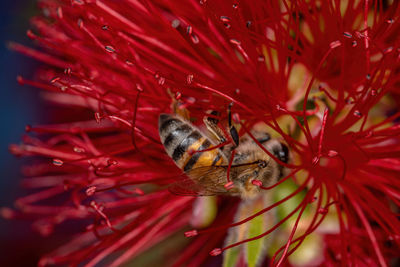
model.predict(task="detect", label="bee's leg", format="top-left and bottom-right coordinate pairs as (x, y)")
top-left (173, 100), bottom-right (191, 120)
top-left (203, 110), bottom-right (227, 144)
top-left (168, 89), bottom-right (190, 120)
top-left (228, 103), bottom-right (240, 148)
top-left (203, 103), bottom-right (239, 151)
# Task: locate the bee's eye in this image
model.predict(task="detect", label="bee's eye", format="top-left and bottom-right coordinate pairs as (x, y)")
top-left (272, 143), bottom-right (289, 163)
top-left (258, 160), bottom-right (267, 168)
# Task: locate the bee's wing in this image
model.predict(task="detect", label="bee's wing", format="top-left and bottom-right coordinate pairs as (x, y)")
top-left (169, 166), bottom-right (233, 196)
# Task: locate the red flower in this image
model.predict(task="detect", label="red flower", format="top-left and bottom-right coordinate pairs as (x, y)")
top-left (3, 0), bottom-right (400, 266)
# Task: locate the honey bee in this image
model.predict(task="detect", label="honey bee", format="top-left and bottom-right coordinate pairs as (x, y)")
top-left (158, 107), bottom-right (289, 199)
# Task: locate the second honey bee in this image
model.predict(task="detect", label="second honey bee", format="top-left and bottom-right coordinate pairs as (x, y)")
top-left (158, 107), bottom-right (289, 199)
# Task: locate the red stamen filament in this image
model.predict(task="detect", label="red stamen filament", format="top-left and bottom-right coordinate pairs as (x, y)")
top-left (240, 121), bottom-right (296, 169)
top-left (317, 108), bottom-right (329, 158)
top-left (193, 82), bottom-right (252, 113)
top-left (197, 176), bottom-right (310, 235)
top-left (90, 201), bottom-right (115, 231)
top-left (302, 41), bottom-right (341, 145)
top-left (273, 188), bottom-right (334, 263)
top-left (106, 115), bottom-right (133, 128)
top-left (226, 150), bottom-right (236, 183)
top-left (253, 168), bottom-right (300, 190)
top-left (192, 141), bottom-right (230, 153)
top-left (274, 195), bottom-right (308, 267)
top-left (131, 90), bottom-right (141, 150)
top-left (219, 185), bottom-right (312, 255)
top-left (352, 199), bottom-right (387, 267)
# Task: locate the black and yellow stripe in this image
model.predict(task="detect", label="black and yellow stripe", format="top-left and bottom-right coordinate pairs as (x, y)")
top-left (159, 114), bottom-right (224, 172)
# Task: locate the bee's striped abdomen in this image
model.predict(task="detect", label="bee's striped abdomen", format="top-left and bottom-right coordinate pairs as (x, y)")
top-left (159, 114), bottom-right (225, 172)
top-left (182, 138), bottom-right (211, 171)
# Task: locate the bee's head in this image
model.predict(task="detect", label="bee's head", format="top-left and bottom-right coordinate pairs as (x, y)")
top-left (233, 142), bottom-right (281, 199)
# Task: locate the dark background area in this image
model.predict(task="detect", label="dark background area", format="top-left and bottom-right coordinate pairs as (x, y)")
top-left (0, 1), bottom-right (46, 266)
